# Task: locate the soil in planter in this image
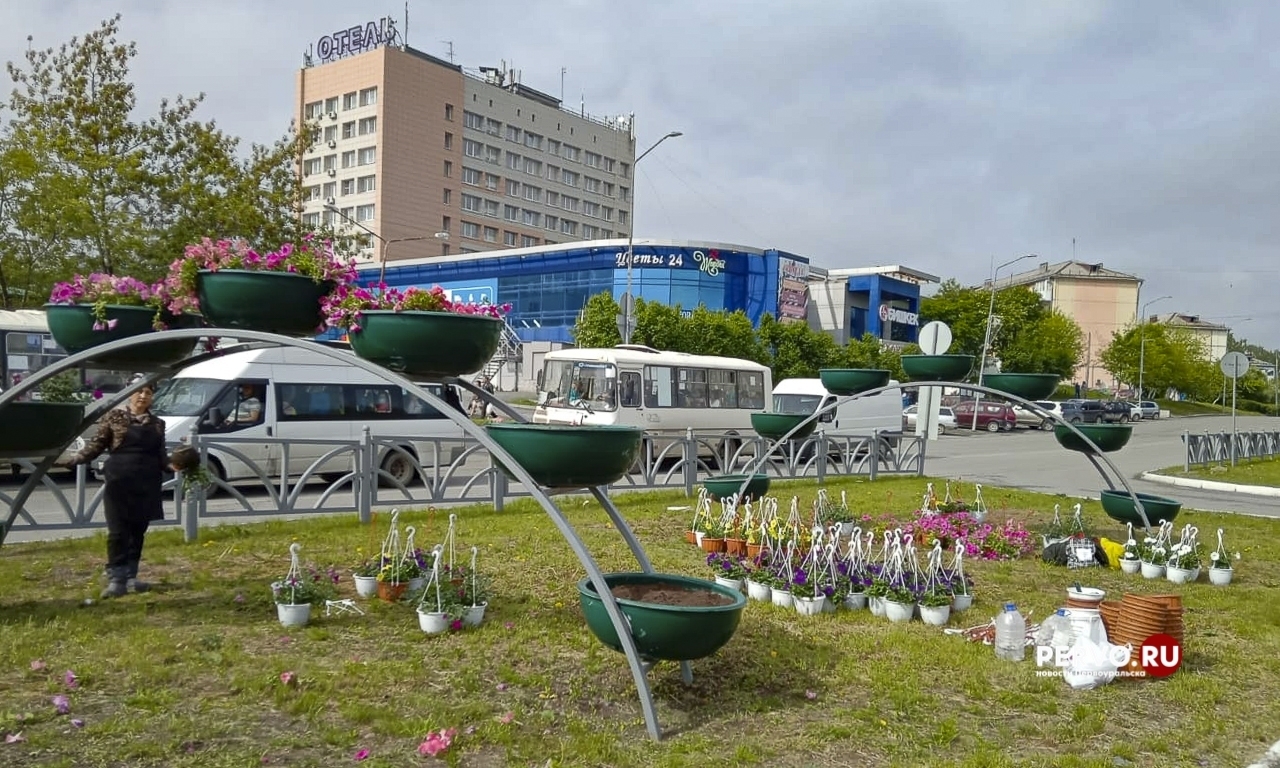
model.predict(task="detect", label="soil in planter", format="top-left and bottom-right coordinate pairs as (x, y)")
top-left (610, 582), bottom-right (735, 607)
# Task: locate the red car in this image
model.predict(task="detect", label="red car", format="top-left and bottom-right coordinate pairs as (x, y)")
top-left (951, 400), bottom-right (1017, 432)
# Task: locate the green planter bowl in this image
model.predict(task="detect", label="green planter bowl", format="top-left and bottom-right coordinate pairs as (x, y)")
top-left (900, 354), bottom-right (974, 382)
top-left (702, 473), bottom-right (771, 501)
top-left (750, 412), bottom-right (818, 441)
top-left (349, 310), bottom-right (503, 379)
top-left (577, 572), bottom-right (747, 661)
top-left (196, 270), bottom-right (333, 337)
top-left (44, 305), bottom-right (201, 367)
top-left (818, 368), bottom-right (892, 396)
top-left (0, 401), bottom-right (86, 456)
top-left (983, 373), bottom-right (1061, 401)
top-left (485, 423), bottom-right (643, 488)
top-left (1053, 423), bottom-right (1133, 453)
top-left (1100, 490), bottom-right (1182, 527)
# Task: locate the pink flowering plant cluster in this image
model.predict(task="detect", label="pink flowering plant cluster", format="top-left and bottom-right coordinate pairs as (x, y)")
top-left (164, 235), bottom-right (357, 315)
top-left (909, 511), bottom-right (1034, 561)
top-left (322, 283), bottom-right (512, 333)
top-left (271, 565), bottom-right (341, 606)
top-left (47, 273), bottom-right (172, 330)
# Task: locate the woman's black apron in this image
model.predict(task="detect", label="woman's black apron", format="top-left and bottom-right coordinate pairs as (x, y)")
top-left (102, 419), bottom-right (165, 523)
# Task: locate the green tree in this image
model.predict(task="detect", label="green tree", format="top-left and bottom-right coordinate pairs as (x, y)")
top-left (1, 15), bottom-right (326, 301)
top-left (1100, 323), bottom-right (1217, 399)
top-left (757, 313), bottom-right (848, 380)
top-left (683, 305), bottom-right (769, 363)
top-left (999, 309), bottom-right (1083, 379)
top-left (569, 291), bottom-right (621, 348)
top-left (840, 332), bottom-right (905, 382)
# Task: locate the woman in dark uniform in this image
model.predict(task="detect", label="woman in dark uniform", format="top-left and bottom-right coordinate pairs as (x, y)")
top-left (65, 384), bottom-right (172, 599)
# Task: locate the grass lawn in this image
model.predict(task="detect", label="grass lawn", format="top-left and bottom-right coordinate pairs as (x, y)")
top-left (1164, 456), bottom-right (1280, 488)
top-left (2, 476), bottom-right (1278, 767)
top-left (1156, 399), bottom-right (1230, 417)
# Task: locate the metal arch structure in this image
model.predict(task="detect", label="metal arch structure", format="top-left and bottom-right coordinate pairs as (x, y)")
top-left (0, 327), bottom-right (684, 740)
top-left (735, 380), bottom-right (1155, 533)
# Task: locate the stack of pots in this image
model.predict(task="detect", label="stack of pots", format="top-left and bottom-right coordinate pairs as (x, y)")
top-left (1098, 593), bottom-right (1184, 677)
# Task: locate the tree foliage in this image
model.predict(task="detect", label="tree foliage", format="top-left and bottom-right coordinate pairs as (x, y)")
top-left (0, 15), bottom-right (323, 307)
top-left (918, 280), bottom-right (1083, 378)
top-left (1099, 323), bottom-right (1224, 400)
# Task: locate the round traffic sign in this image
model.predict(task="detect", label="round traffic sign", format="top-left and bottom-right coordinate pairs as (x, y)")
top-left (1220, 351), bottom-right (1250, 380)
top-left (918, 321), bottom-right (952, 355)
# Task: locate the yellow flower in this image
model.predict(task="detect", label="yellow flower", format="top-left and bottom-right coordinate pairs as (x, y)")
top-left (770, 650), bottom-right (778, 658)
top-left (554, 601), bottom-right (564, 609)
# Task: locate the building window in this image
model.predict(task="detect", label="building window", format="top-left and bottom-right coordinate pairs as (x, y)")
top-left (604, 182), bottom-right (614, 197)
top-left (523, 158), bottom-right (542, 176)
top-left (583, 201), bottom-right (601, 218)
top-left (442, 243), bottom-right (450, 256)
top-left (443, 160), bottom-right (452, 177)
top-left (522, 209), bottom-right (541, 226)
top-left (462, 167), bottom-right (482, 186)
top-left (460, 246), bottom-right (479, 254)
top-left (358, 87), bottom-right (377, 106)
top-left (504, 231), bottom-right (518, 246)
top-left (506, 125), bottom-right (521, 143)
top-left (620, 186), bottom-right (630, 202)
top-left (443, 189), bottom-right (452, 205)
top-left (304, 101), bottom-right (323, 119)
top-left (442, 216), bottom-right (451, 231)
top-left (304, 184), bottom-right (322, 201)
top-left (463, 110), bottom-right (484, 129)
top-left (602, 206), bottom-right (613, 222)
top-left (342, 121), bottom-right (356, 139)
top-left (341, 150), bottom-right (356, 169)
top-left (303, 212), bottom-right (320, 227)
top-left (562, 144), bottom-right (580, 162)
top-left (544, 214), bottom-right (559, 231)
top-left (603, 157), bottom-right (615, 173)
top-left (503, 205), bottom-right (520, 222)
top-left (485, 118), bottom-right (502, 136)
top-left (460, 221), bottom-right (480, 239)
top-left (323, 154), bottom-right (336, 172)
top-left (523, 185), bottom-right (542, 203)
top-left (546, 165), bottom-right (560, 183)
top-left (505, 179), bottom-right (521, 197)
top-left (461, 194), bottom-right (482, 212)
top-left (445, 104), bottom-right (455, 121)
top-left (485, 145), bottom-right (501, 165)
top-left (444, 133), bottom-right (453, 150)
top-left (358, 117), bottom-right (377, 135)
top-left (619, 210), bottom-right (629, 225)
top-left (584, 176), bottom-right (602, 193)
top-left (323, 125), bottom-right (338, 143)
top-left (560, 219), bottom-right (578, 235)
top-left (484, 199), bottom-right (500, 217)
top-left (562, 196), bottom-right (580, 212)
top-left (547, 139), bottom-right (560, 156)
top-left (484, 173), bottom-right (499, 191)
top-left (343, 91), bottom-right (358, 110)
top-left (546, 190), bottom-right (559, 207)
top-left (620, 162), bottom-right (630, 178)
top-left (357, 175), bottom-right (376, 193)
top-left (356, 204), bottom-right (375, 222)
top-left (324, 96), bottom-right (339, 114)
top-left (520, 235), bottom-right (538, 248)
top-left (562, 170), bottom-right (579, 188)
top-left (322, 181), bottom-right (336, 198)
top-left (357, 147), bottom-right (376, 166)
top-left (464, 139), bottom-right (483, 158)
top-left (341, 178), bottom-right (355, 195)
top-left (506, 152), bottom-right (522, 170)
top-left (303, 158), bottom-right (322, 176)
top-left (582, 224), bottom-right (598, 239)
top-left (483, 226), bottom-right (498, 242)
top-left (523, 132), bottom-right (543, 150)
top-left (584, 151), bottom-right (602, 168)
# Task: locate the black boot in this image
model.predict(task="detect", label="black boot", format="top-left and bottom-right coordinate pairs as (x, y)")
top-left (125, 561), bottom-right (151, 593)
top-left (101, 568), bottom-right (127, 599)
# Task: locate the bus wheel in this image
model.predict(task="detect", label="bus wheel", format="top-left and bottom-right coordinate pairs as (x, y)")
top-left (380, 448), bottom-right (418, 488)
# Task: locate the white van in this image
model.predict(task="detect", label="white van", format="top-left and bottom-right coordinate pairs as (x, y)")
top-left (147, 346), bottom-right (467, 487)
top-left (771, 378), bottom-right (903, 434)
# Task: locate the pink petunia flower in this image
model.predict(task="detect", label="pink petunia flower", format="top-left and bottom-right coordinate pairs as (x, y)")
top-left (64, 671), bottom-right (78, 689)
top-left (52, 695), bottom-right (70, 715)
top-left (280, 671), bottom-right (296, 686)
top-left (418, 727), bottom-right (457, 758)
top-left (352, 748), bottom-right (369, 761)
top-left (29, 660), bottom-right (45, 671)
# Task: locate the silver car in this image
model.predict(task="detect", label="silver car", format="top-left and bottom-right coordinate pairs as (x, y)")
top-left (1012, 401), bottom-right (1059, 430)
top-left (902, 405), bottom-right (958, 433)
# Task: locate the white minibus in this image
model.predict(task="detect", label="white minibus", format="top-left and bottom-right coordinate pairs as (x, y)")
top-left (148, 346), bottom-right (467, 487)
top-left (771, 378), bottom-right (903, 433)
top-left (532, 345), bottom-right (773, 455)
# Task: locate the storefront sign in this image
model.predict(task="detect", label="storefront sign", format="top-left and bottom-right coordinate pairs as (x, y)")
top-left (613, 248), bottom-right (727, 277)
top-left (693, 250), bottom-right (726, 277)
top-left (777, 255), bottom-right (809, 324)
top-left (879, 304), bottom-right (919, 326)
top-left (316, 18), bottom-right (397, 63)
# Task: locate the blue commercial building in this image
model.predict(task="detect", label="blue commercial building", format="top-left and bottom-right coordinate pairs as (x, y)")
top-left (806, 266), bottom-right (940, 347)
top-left (364, 238), bottom-right (812, 343)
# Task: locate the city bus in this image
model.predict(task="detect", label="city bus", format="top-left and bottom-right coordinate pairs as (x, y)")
top-left (532, 345), bottom-right (773, 457)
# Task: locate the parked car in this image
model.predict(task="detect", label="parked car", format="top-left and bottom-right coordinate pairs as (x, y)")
top-left (902, 405), bottom-right (958, 433)
top-left (952, 400), bottom-right (1017, 432)
top-left (1099, 400), bottom-right (1134, 424)
top-left (1139, 400), bottom-right (1160, 420)
top-left (1012, 401), bottom-right (1057, 430)
top-left (1125, 402), bottom-right (1144, 422)
top-left (1060, 399), bottom-right (1105, 424)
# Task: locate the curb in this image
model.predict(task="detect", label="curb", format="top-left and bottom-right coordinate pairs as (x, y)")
top-left (1140, 471), bottom-right (1280, 498)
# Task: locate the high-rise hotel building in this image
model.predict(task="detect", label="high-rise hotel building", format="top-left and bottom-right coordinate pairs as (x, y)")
top-left (295, 26), bottom-right (637, 262)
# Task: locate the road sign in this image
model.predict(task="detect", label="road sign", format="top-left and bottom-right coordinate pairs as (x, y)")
top-left (1220, 351), bottom-right (1250, 379)
top-left (616, 312), bottom-right (636, 341)
top-left (619, 292), bottom-right (636, 315)
top-left (918, 321), bottom-right (952, 355)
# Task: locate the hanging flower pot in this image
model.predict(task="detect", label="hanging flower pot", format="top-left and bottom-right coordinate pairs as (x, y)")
top-left (276, 602), bottom-right (312, 628)
top-left (348, 310), bottom-right (504, 379)
top-left (794, 596), bottom-right (824, 616)
top-left (352, 574), bottom-right (378, 598)
top-left (714, 576), bottom-right (744, 593)
top-left (44, 303), bottom-right (203, 367)
top-left (723, 537), bottom-right (747, 557)
top-left (463, 602), bottom-right (488, 627)
top-left (418, 610), bottom-right (451, 634)
top-left (951, 593), bottom-right (973, 612)
top-left (407, 576), bottom-right (426, 593)
top-left (1209, 566), bottom-right (1234, 586)
top-left (485, 424), bottom-right (643, 489)
top-left (1166, 565), bottom-right (1194, 585)
top-left (1140, 561), bottom-right (1165, 579)
top-left (919, 603), bottom-right (951, 626)
top-left (0, 402), bottom-right (86, 456)
top-left (843, 592), bottom-right (868, 610)
top-left (746, 543), bottom-right (763, 559)
top-left (869, 596), bottom-right (886, 617)
top-left (700, 537), bottom-right (726, 554)
top-left (771, 589), bottom-right (794, 609)
top-left (684, 530), bottom-right (697, 545)
top-left (745, 579), bottom-right (772, 602)
top-left (884, 599), bottom-right (914, 623)
top-left (377, 581), bottom-right (408, 603)
top-left (1120, 558), bottom-right (1142, 575)
top-left (197, 270), bottom-right (336, 336)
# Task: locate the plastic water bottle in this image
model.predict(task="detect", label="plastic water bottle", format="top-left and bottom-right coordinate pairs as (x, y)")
top-left (995, 603), bottom-right (1027, 661)
top-left (1033, 609), bottom-right (1070, 666)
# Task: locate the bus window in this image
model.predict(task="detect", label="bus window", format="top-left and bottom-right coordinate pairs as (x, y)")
top-left (620, 372), bottom-right (641, 407)
top-left (738, 372), bottom-right (765, 410)
top-left (709, 370), bottom-right (737, 408)
top-left (680, 368), bottom-right (708, 408)
top-left (644, 365), bottom-right (674, 407)
top-left (541, 359), bottom-right (617, 411)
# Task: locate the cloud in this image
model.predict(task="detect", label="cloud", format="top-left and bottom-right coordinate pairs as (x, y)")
top-left (3, 0), bottom-right (1280, 346)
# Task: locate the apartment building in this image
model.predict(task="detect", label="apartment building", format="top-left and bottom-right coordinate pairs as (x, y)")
top-left (296, 30), bottom-right (636, 262)
top-left (1148, 312), bottom-right (1230, 362)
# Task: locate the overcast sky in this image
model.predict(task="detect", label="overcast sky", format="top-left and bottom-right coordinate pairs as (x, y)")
top-left (5, 1), bottom-right (1280, 348)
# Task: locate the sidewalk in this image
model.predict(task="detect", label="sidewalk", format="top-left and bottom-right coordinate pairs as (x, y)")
top-left (1140, 471), bottom-right (1280, 499)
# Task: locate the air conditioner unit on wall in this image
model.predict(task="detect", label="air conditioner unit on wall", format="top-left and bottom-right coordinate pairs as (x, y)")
top-left (327, 169), bottom-right (337, 177)
top-left (324, 196), bottom-right (336, 205)
top-left (327, 111), bottom-right (338, 120)
top-left (328, 140), bottom-right (337, 149)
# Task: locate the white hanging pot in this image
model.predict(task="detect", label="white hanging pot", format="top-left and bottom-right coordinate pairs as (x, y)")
top-left (715, 576), bottom-right (744, 593)
top-left (869, 596), bottom-right (886, 617)
top-left (919, 604), bottom-right (951, 626)
top-left (951, 593), bottom-right (974, 612)
top-left (794, 596), bottom-right (824, 617)
top-left (1166, 566), bottom-right (1194, 585)
top-left (1120, 559), bottom-right (1141, 575)
top-left (407, 576), bottom-right (426, 593)
top-left (1209, 566), bottom-right (1234, 586)
top-left (277, 602), bottom-right (311, 628)
top-left (417, 610), bottom-right (451, 634)
top-left (352, 574), bottom-right (379, 598)
top-left (821, 595), bottom-right (836, 613)
top-left (745, 579), bottom-right (772, 601)
top-left (1141, 561), bottom-right (1165, 579)
top-left (844, 592), bottom-right (868, 610)
top-left (884, 599), bottom-right (914, 623)
top-left (771, 589), bottom-right (794, 609)
top-left (463, 602), bottom-right (488, 627)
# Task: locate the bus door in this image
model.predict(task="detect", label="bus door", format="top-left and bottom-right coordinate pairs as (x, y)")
top-left (619, 370), bottom-right (643, 412)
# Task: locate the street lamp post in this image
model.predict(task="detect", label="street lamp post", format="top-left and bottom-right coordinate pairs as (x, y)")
top-left (325, 205), bottom-right (448, 283)
top-left (1136, 295), bottom-right (1171, 401)
top-left (621, 130), bottom-right (683, 345)
top-left (971, 254), bottom-right (1038, 430)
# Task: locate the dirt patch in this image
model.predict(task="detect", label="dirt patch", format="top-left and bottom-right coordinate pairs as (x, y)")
top-left (611, 582), bottom-right (735, 607)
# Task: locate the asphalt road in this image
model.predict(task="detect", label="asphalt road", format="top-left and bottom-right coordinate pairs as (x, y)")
top-left (924, 413), bottom-right (1280, 518)
top-left (4, 413), bottom-right (1276, 544)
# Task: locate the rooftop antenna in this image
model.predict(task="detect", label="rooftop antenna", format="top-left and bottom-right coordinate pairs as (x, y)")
top-left (560, 67), bottom-right (566, 102)
top-left (581, 93), bottom-right (585, 117)
top-left (404, 1), bottom-right (409, 48)
top-left (1072, 237), bottom-right (1076, 261)
top-left (441, 40), bottom-right (454, 63)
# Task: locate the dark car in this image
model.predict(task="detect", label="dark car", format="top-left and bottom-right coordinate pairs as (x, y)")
top-left (1060, 399), bottom-right (1104, 424)
top-left (952, 400), bottom-right (1017, 432)
top-left (1099, 400), bottom-right (1134, 424)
